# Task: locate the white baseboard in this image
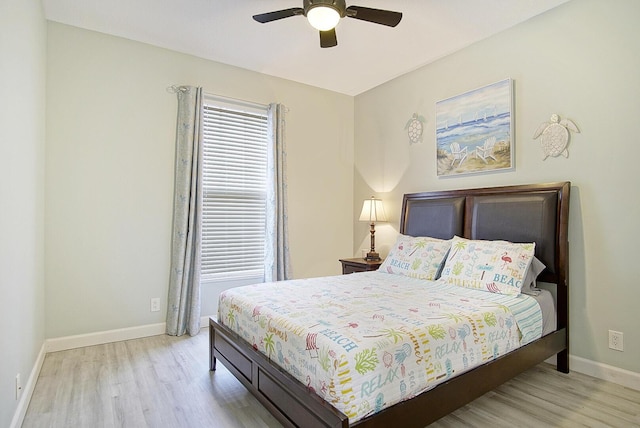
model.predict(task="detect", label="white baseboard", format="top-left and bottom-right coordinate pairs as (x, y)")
top-left (10, 342), bottom-right (46, 428)
top-left (570, 355), bottom-right (640, 391)
top-left (201, 315), bottom-right (213, 328)
top-left (44, 316), bottom-right (215, 353)
top-left (44, 322), bottom-right (167, 353)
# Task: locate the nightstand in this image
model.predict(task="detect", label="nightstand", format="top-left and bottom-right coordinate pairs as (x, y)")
top-left (339, 258), bottom-right (383, 274)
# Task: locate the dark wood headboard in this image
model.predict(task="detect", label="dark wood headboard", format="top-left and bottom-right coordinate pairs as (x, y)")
top-left (400, 181), bottom-right (570, 362)
top-left (400, 182), bottom-right (569, 285)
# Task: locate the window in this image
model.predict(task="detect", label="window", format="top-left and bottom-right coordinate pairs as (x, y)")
top-left (201, 96), bottom-right (269, 285)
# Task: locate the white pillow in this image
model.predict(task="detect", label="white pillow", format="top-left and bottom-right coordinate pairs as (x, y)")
top-left (439, 236), bottom-right (536, 296)
top-left (379, 234), bottom-right (451, 281)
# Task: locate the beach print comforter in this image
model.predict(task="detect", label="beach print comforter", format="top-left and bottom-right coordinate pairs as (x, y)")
top-left (218, 271), bottom-right (542, 423)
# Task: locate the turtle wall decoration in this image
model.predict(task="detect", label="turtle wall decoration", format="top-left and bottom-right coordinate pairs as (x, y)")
top-left (405, 113), bottom-right (426, 144)
top-left (533, 113), bottom-right (580, 159)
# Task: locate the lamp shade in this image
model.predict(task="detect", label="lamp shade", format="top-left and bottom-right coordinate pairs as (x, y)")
top-left (307, 6), bottom-right (341, 31)
top-left (359, 197), bottom-right (387, 223)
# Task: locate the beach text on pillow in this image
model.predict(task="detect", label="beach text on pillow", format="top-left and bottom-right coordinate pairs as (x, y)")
top-left (378, 234), bottom-right (451, 280)
top-left (439, 236), bottom-right (535, 296)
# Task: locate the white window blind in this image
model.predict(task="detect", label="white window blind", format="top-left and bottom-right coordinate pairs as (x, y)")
top-left (201, 97), bottom-right (268, 284)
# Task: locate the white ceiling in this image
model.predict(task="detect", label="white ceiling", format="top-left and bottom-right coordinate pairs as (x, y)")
top-left (42, 0), bottom-right (569, 96)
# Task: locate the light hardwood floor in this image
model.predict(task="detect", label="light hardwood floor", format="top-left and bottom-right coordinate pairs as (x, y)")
top-left (23, 331), bottom-right (640, 427)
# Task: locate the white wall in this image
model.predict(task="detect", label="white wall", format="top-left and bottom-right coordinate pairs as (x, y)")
top-left (0, 0), bottom-right (46, 426)
top-left (354, 0), bottom-right (639, 374)
top-left (45, 23), bottom-right (354, 338)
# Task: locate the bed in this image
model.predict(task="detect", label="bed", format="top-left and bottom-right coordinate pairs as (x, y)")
top-left (209, 181), bottom-right (570, 427)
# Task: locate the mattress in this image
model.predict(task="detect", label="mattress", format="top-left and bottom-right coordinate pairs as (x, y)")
top-left (218, 271), bottom-right (545, 423)
top-left (531, 288), bottom-right (556, 336)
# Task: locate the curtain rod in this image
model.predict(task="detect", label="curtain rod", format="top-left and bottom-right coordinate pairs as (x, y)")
top-left (166, 84), bottom-right (271, 110)
top-left (166, 85), bottom-right (190, 94)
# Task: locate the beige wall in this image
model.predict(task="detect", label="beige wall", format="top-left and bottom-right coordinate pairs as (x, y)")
top-left (0, 0), bottom-right (46, 426)
top-left (354, 0), bottom-right (640, 373)
top-left (45, 23), bottom-right (354, 338)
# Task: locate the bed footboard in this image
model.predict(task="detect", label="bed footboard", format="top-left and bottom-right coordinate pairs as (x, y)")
top-left (210, 318), bottom-right (349, 428)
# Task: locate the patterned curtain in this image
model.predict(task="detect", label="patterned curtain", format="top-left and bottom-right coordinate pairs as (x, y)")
top-left (166, 86), bottom-right (203, 336)
top-left (264, 103), bottom-right (292, 281)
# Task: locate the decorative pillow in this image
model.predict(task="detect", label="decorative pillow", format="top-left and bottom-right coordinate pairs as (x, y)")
top-left (522, 256), bottom-right (546, 295)
top-left (439, 236), bottom-right (535, 296)
top-left (379, 234), bottom-right (451, 281)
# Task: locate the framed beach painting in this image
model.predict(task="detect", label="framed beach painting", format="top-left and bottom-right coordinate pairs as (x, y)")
top-left (436, 78), bottom-right (514, 177)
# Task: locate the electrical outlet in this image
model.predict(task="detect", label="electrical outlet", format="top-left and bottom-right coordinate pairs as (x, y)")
top-left (150, 297), bottom-right (160, 312)
top-left (608, 330), bottom-right (624, 351)
top-left (15, 373), bottom-right (22, 400)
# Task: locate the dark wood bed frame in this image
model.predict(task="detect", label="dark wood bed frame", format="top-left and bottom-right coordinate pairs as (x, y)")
top-left (210, 182), bottom-right (570, 428)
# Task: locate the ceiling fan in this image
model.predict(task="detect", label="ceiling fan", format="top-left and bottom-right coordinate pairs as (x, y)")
top-left (252, 0), bottom-right (402, 48)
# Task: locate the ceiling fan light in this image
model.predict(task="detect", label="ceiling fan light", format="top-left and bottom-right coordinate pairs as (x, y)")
top-left (307, 6), bottom-right (340, 31)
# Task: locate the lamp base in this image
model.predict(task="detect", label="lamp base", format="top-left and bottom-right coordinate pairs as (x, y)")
top-left (364, 251), bottom-right (381, 262)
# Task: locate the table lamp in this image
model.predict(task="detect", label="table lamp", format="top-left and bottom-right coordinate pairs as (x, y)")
top-left (359, 196), bottom-right (387, 261)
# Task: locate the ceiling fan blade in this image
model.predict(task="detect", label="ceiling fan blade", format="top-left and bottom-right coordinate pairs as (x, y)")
top-left (346, 6), bottom-right (402, 27)
top-left (253, 8), bottom-right (304, 23)
top-left (320, 29), bottom-right (337, 48)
